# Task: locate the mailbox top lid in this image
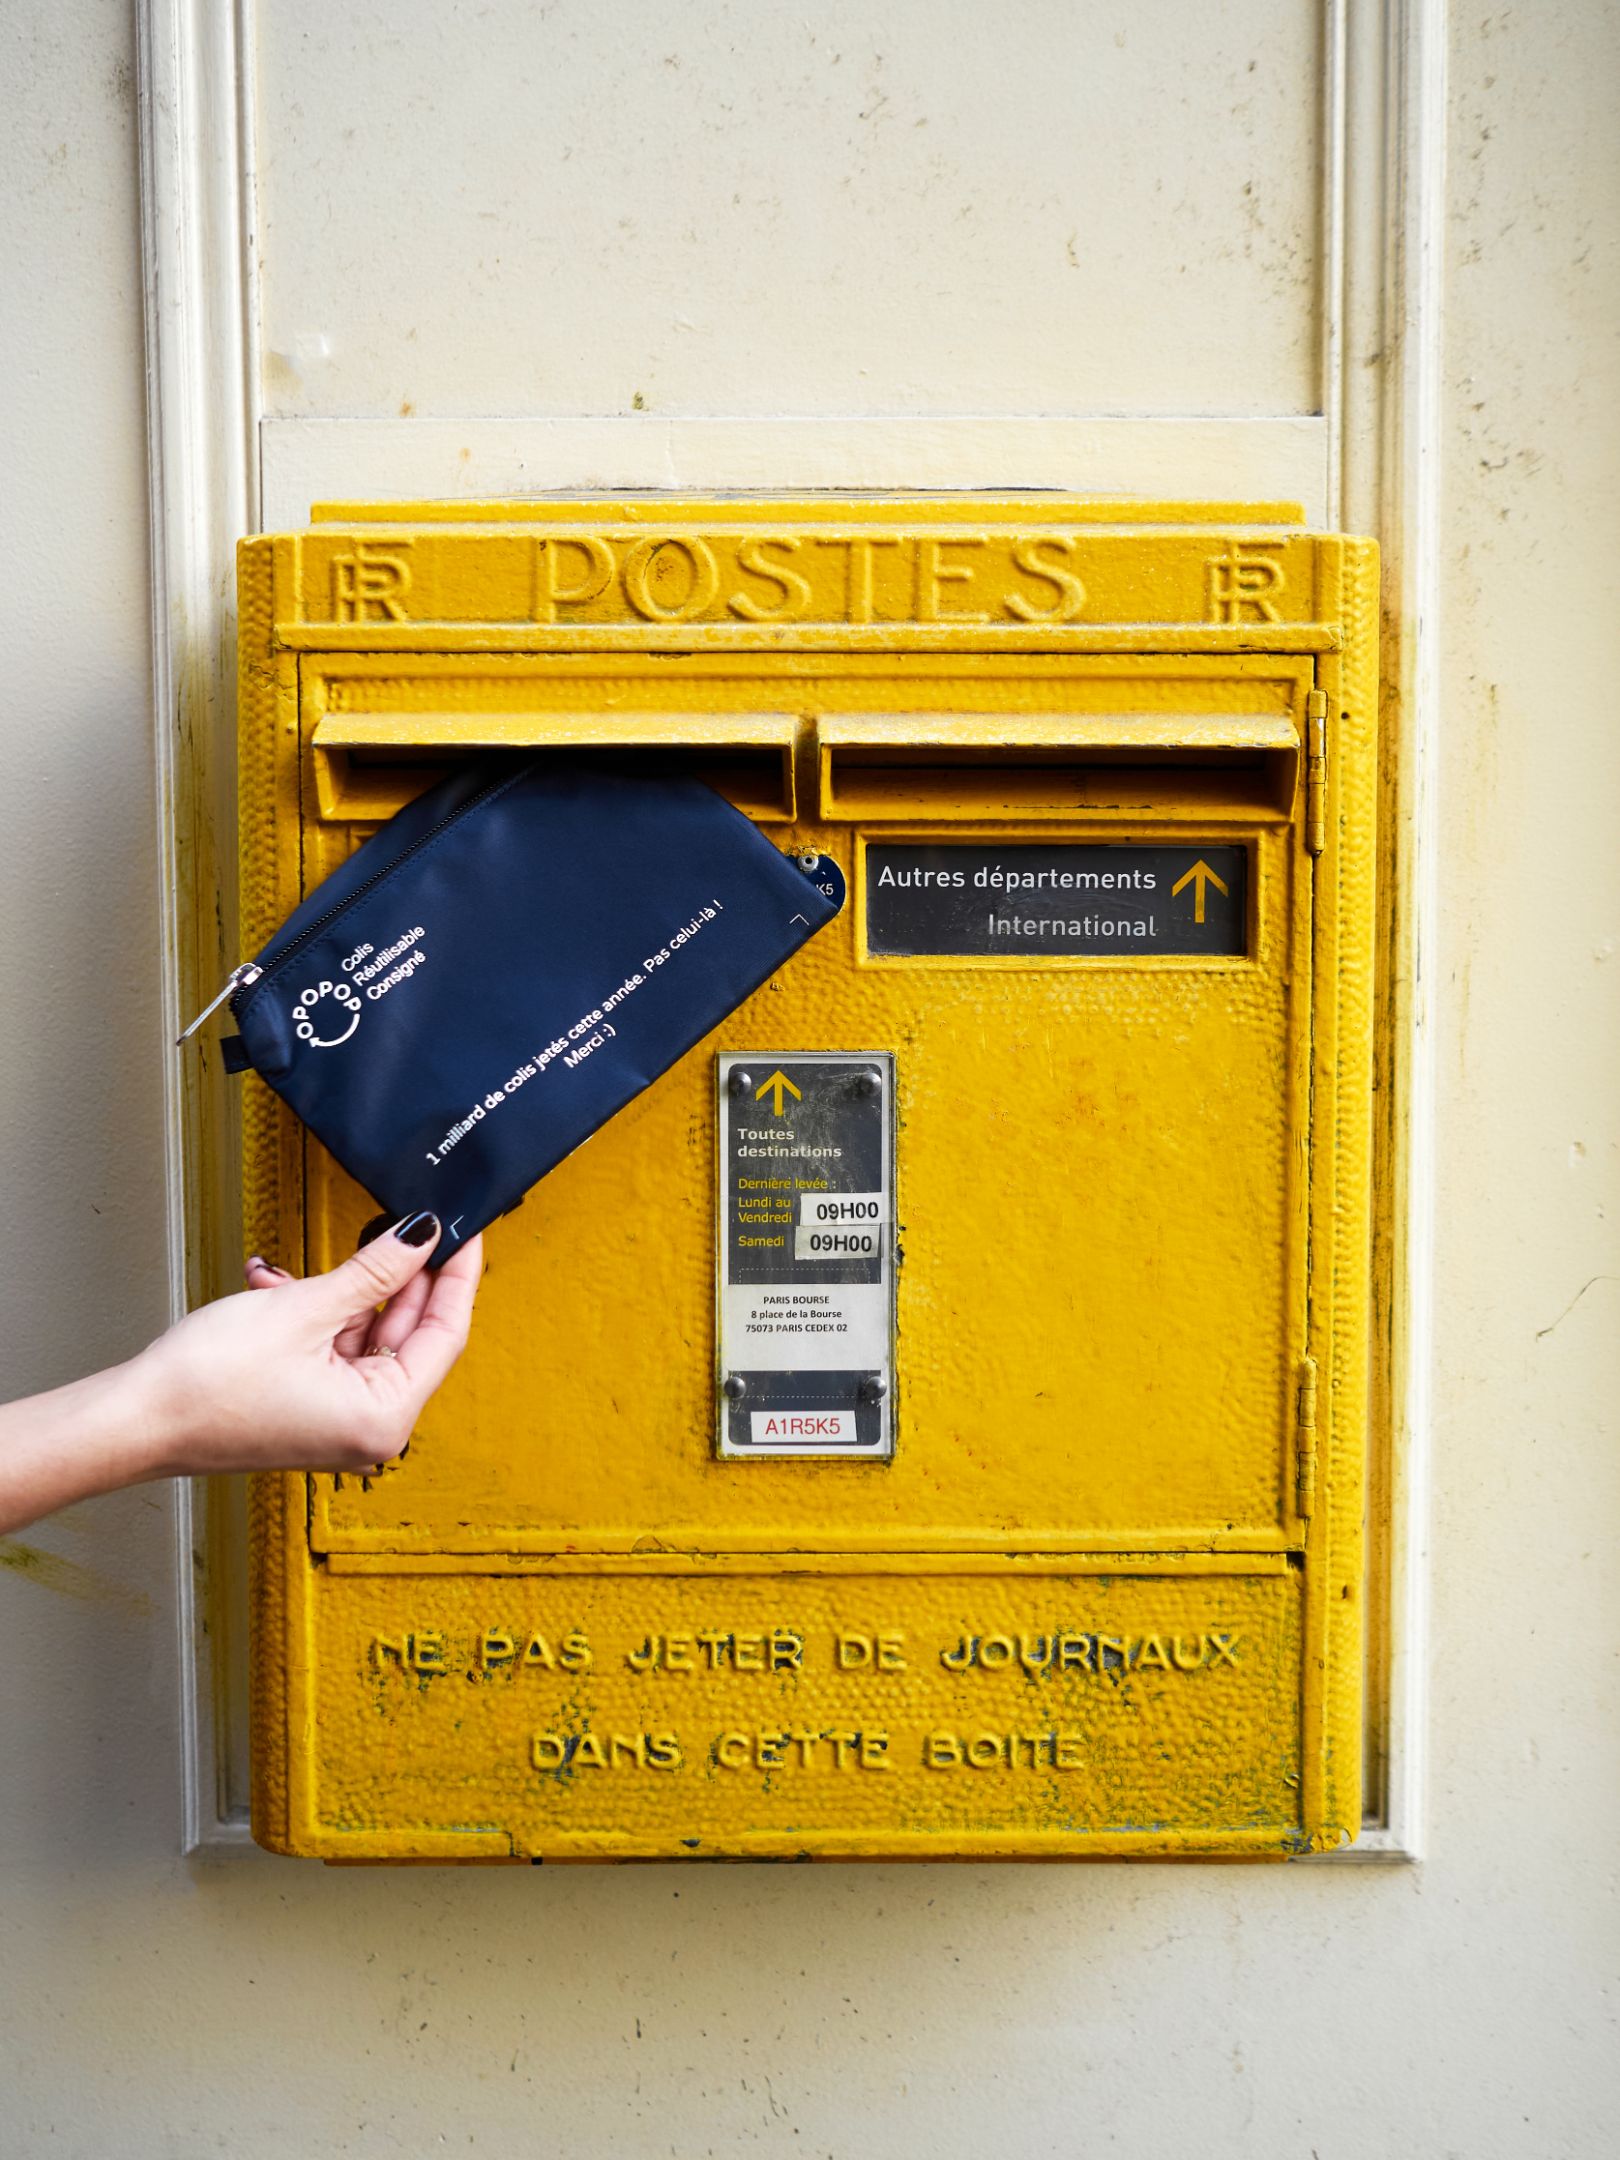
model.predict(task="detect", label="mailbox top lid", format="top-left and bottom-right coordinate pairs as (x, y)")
top-left (306, 492), bottom-right (1311, 531)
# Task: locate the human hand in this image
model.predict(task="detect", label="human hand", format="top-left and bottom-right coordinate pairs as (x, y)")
top-left (135, 1212), bottom-right (484, 1476)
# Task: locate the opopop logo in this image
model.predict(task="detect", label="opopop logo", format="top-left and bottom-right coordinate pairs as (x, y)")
top-left (290, 979), bottom-right (362, 1049)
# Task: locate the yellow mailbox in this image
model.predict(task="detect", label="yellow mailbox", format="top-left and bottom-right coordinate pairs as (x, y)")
top-left (240, 495), bottom-right (1376, 1860)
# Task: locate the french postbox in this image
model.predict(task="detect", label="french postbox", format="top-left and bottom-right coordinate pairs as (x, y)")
top-left (240, 496), bottom-right (1376, 1860)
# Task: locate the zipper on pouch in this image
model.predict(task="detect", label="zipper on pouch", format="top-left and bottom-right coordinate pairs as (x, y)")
top-left (176, 963), bottom-right (263, 1044)
top-left (176, 765), bottom-right (520, 1046)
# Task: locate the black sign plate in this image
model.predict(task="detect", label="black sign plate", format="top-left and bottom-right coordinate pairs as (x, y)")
top-left (865, 843), bottom-right (1247, 957)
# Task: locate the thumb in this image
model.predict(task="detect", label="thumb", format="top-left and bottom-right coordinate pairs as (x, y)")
top-left (308, 1211), bottom-right (442, 1318)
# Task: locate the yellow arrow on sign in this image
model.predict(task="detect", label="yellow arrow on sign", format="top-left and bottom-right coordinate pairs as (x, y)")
top-left (755, 1069), bottom-right (802, 1117)
top-left (1171, 858), bottom-right (1229, 925)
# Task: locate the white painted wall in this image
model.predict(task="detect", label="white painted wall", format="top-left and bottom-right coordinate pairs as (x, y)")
top-left (1, 2), bottom-right (1616, 2153)
top-left (256, 0), bottom-right (1323, 421)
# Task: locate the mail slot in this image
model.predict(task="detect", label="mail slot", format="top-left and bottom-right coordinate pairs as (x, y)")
top-left (240, 495), bottom-right (1377, 1861)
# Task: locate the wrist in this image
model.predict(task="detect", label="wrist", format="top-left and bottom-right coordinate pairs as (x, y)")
top-left (116, 1342), bottom-right (200, 1481)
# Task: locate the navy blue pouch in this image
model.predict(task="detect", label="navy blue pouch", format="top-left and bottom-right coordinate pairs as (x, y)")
top-left (197, 758), bottom-right (841, 1261)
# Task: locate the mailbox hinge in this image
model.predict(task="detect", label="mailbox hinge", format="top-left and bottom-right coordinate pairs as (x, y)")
top-left (1294, 1354), bottom-right (1320, 1519)
top-left (1304, 689), bottom-right (1328, 855)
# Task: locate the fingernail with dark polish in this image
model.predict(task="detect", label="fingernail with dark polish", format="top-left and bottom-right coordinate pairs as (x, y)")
top-left (358, 1211), bottom-right (392, 1248)
top-left (395, 1212), bottom-right (440, 1248)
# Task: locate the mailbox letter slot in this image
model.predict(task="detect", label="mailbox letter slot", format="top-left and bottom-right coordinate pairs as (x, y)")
top-left (816, 711), bottom-right (1301, 822)
top-left (310, 709), bottom-right (798, 823)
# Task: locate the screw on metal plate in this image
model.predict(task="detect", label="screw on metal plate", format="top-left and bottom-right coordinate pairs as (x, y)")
top-left (797, 850), bottom-right (821, 871)
top-left (857, 1373), bottom-right (887, 1404)
top-left (852, 1068), bottom-right (882, 1099)
top-left (722, 1374), bottom-right (748, 1401)
top-left (728, 1068), bottom-right (756, 1097)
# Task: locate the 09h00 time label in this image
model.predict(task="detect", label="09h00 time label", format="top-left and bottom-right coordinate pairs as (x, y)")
top-left (716, 1052), bottom-right (896, 1459)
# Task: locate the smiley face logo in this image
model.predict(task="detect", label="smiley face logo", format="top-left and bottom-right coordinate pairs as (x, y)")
top-left (290, 979), bottom-right (363, 1049)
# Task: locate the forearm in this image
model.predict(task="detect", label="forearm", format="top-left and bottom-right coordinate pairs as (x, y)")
top-left (0, 1222), bottom-right (479, 1533)
top-left (0, 1358), bottom-right (168, 1536)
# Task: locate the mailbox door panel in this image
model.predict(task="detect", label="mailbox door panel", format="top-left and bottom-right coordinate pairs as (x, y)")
top-left (291, 656), bottom-right (1311, 1556)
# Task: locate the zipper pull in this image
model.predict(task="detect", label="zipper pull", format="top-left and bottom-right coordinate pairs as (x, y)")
top-left (177, 963), bottom-right (262, 1045)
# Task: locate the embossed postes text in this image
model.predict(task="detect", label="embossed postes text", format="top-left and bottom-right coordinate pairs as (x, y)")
top-left (311, 529), bottom-right (1302, 632)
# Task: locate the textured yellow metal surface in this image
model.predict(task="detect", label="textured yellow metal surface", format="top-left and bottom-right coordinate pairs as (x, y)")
top-left (240, 497), bottom-right (1376, 1861)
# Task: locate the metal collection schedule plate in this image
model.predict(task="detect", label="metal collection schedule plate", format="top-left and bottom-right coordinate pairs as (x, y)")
top-left (717, 1052), bottom-right (895, 1458)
